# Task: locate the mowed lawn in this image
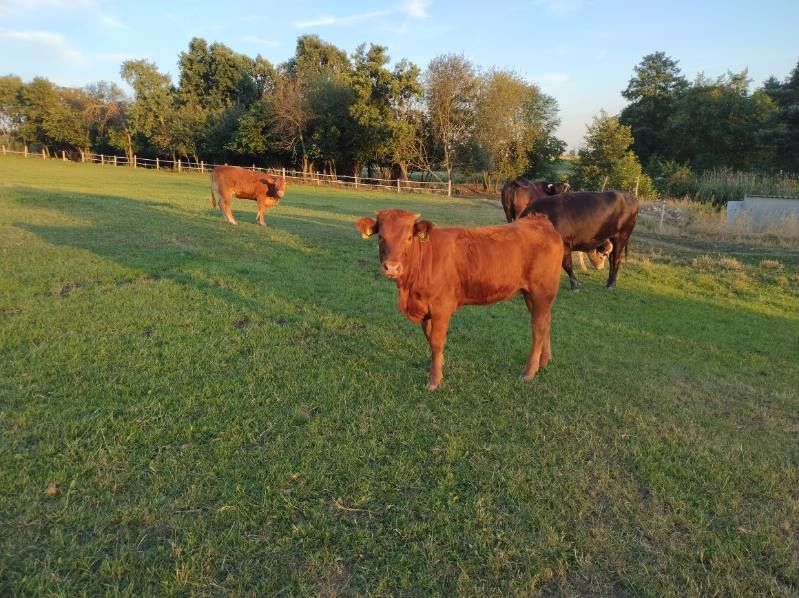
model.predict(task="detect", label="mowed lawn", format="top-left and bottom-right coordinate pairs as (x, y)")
top-left (1, 157), bottom-right (797, 595)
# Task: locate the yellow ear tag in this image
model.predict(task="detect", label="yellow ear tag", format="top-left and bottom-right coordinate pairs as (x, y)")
top-left (361, 228), bottom-right (373, 239)
top-left (416, 230), bottom-right (428, 241)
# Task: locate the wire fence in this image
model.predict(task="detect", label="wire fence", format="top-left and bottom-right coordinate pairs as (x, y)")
top-left (0, 145), bottom-right (452, 195)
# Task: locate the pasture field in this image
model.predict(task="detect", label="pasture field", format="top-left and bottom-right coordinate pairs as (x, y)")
top-left (1, 156), bottom-right (797, 595)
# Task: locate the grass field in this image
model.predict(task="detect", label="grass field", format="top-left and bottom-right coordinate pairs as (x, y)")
top-left (1, 157), bottom-right (797, 595)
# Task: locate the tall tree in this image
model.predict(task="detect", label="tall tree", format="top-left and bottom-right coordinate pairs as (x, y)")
top-left (120, 59), bottom-right (176, 159)
top-left (619, 51), bottom-right (688, 165)
top-left (666, 71), bottom-right (776, 171)
top-left (425, 53), bottom-right (478, 196)
top-left (572, 111), bottom-right (654, 196)
top-left (473, 69), bottom-right (563, 189)
top-left (763, 59), bottom-right (799, 172)
top-left (0, 75), bottom-right (24, 145)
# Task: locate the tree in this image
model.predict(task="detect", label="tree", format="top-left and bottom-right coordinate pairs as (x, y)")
top-left (763, 59), bottom-right (799, 172)
top-left (266, 74), bottom-right (311, 171)
top-left (120, 59), bottom-right (176, 159)
top-left (572, 111), bottom-right (655, 196)
top-left (619, 52), bottom-right (688, 164)
top-left (425, 54), bottom-right (478, 195)
top-left (666, 71), bottom-right (777, 171)
top-left (0, 75), bottom-right (24, 145)
top-left (473, 69), bottom-right (563, 189)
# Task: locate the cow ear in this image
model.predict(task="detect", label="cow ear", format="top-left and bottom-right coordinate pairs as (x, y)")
top-left (356, 216), bottom-right (378, 239)
top-left (414, 219), bottom-right (434, 241)
top-left (546, 183), bottom-right (555, 193)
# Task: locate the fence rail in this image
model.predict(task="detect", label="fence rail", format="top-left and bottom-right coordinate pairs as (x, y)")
top-left (0, 145), bottom-right (452, 195)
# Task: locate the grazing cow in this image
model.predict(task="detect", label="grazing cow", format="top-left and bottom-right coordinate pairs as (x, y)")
top-left (356, 209), bottom-right (564, 390)
top-left (210, 165), bottom-right (286, 226)
top-left (501, 177), bottom-right (609, 271)
top-left (500, 178), bottom-right (570, 223)
top-left (520, 191), bottom-right (639, 290)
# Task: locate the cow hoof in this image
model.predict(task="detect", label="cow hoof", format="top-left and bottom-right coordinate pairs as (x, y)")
top-left (426, 378), bottom-right (442, 391)
top-left (522, 371), bottom-right (537, 381)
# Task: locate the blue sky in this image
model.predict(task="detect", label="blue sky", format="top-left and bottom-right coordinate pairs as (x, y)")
top-left (1, 0), bottom-right (798, 149)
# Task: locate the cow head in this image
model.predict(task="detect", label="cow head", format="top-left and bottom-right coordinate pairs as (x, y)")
top-left (356, 209), bottom-right (434, 280)
top-left (545, 181), bottom-right (570, 195)
top-left (260, 177), bottom-right (287, 201)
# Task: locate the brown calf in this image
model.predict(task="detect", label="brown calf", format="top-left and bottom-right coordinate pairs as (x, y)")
top-left (210, 165), bottom-right (286, 226)
top-left (357, 209), bottom-right (564, 390)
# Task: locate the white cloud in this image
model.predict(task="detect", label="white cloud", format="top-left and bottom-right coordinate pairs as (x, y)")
top-left (403, 0), bottom-right (430, 18)
top-left (99, 15), bottom-right (125, 29)
top-left (294, 2), bottom-right (429, 29)
top-left (531, 0), bottom-right (583, 17)
top-left (0, 28), bottom-right (85, 63)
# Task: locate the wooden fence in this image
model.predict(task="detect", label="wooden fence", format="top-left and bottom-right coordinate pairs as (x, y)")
top-left (0, 145), bottom-right (451, 195)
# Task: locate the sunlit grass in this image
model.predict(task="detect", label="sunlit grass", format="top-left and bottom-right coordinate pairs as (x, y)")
top-left (1, 156), bottom-right (797, 595)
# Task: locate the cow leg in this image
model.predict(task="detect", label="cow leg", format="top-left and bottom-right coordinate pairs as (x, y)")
top-left (220, 192), bottom-right (238, 225)
top-left (562, 251), bottom-right (580, 290)
top-left (522, 292), bottom-right (553, 380)
top-left (424, 312), bottom-right (452, 391)
top-left (606, 233), bottom-right (630, 289)
top-left (256, 199), bottom-right (266, 226)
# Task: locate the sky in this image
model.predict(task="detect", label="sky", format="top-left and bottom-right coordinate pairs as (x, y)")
top-left (1, 0), bottom-right (798, 149)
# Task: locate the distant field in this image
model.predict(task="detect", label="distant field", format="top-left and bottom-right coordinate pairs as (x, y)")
top-left (1, 157), bottom-right (797, 595)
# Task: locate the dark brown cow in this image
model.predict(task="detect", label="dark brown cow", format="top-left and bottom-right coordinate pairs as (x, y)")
top-left (500, 178), bottom-right (570, 223)
top-left (520, 191), bottom-right (639, 290)
top-left (210, 165), bottom-right (286, 226)
top-left (356, 209), bottom-right (564, 390)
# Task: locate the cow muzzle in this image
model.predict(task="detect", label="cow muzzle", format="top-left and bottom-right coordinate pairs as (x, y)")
top-left (381, 261), bottom-right (403, 279)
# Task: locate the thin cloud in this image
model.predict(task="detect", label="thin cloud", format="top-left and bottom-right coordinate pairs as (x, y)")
top-left (536, 72), bottom-right (570, 88)
top-left (531, 0), bottom-right (583, 17)
top-left (99, 15), bottom-right (126, 29)
top-left (294, 1), bottom-right (429, 29)
top-left (0, 28), bottom-right (85, 63)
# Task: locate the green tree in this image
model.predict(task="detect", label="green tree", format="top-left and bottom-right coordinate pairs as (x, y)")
top-left (572, 111), bottom-right (655, 196)
top-left (0, 75), bottom-right (24, 146)
top-left (763, 59), bottom-right (799, 172)
top-left (425, 53), bottom-right (478, 195)
top-left (120, 59), bottom-right (176, 160)
top-left (666, 71), bottom-right (777, 171)
top-left (473, 69), bottom-right (563, 189)
top-left (619, 52), bottom-right (688, 164)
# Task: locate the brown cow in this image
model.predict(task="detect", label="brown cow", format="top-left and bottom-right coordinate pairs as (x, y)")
top-left (500, 178), bottom-right (570, 223)
top-left (210, 165), bottom-right (286, 226)
top-left (356, 209), bottom-right (564, 390)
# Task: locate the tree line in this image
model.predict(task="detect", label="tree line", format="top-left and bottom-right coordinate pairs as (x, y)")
top-left (0, 38), bottom-right (797, 199)
top-left (0, 35), bottom-right (563, 193)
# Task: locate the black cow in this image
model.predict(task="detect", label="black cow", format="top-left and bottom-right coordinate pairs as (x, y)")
top-left (500, 178), bottom-right (570, 223)
top-left (520, 191), bottom-right (639, 290)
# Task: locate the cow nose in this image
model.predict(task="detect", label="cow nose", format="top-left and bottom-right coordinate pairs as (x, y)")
top-left (381, 261), bottom-right (402, 278)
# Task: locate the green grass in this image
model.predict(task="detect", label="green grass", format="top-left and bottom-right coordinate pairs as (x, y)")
top-left (1, 156), bottom-right (797, 595)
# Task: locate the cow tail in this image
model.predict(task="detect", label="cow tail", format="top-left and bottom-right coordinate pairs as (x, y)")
top-left (210, 172), bottom-right (217, 208)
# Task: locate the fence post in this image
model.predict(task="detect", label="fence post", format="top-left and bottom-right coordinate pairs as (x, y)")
top-left (397, 178), bottom-right (400, 193)
top-left (80, 150), bottom-right (84, 162)
top-left (177, 159), bottom-right (181, 173)
top-left (659, 201), bottom-right (666, 231)
top-left (134, 155), bottom-right (137, 168)
top-left (200, 161), bottom-right (204, 174)
top-left (2, 145), bottom-right (5, 155)
top-left (24, 145), bottom-right (28, 158)
top-left (42, 148), bottom-right (46, 160)
top-left (62, 150), bottom-right (66, 161)
top-left (156, 157), bottom-right (159, 170)
top-left (113, 155), bottom-right (117, 167)
top-left (282, 167), bottom-right (286, 180)
top-left (101, 154), bottom-right (104, 165)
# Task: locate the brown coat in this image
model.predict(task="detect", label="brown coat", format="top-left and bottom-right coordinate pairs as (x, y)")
top-left (210, 165), bottom-right (286, 226)
top-left (357, 209), bottom-right (564, 390)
